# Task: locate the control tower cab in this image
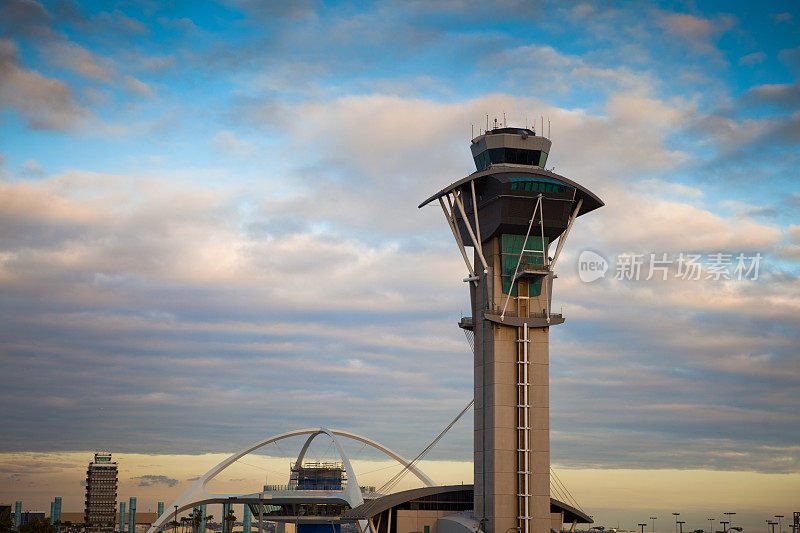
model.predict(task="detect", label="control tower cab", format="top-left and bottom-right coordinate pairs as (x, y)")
top-left (470, 126), bottom-right (551, 171)
top-left (420, 125), bottom-right (602, 533)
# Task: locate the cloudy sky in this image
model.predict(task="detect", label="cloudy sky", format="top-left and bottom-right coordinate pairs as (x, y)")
top-left (1, 0), bottom-right (799, 531)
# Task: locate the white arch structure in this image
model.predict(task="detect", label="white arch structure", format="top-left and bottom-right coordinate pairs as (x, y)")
top-left (147, 427), bottom-right (435, 533)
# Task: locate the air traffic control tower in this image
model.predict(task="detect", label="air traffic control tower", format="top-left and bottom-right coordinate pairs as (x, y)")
top-left (419, 126), bottom-right (602, 533)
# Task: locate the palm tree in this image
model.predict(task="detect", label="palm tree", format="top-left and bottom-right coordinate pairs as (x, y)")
top-left (190, 511), bottom-right (204, 533)
top-left (224, 510), bottom-right (236, 533)
top-left (0, 508), bottom-right (13, 533)
top-left (19, 517), bottom-right (56, 533)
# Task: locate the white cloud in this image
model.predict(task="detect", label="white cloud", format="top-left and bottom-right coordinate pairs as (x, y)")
top-left (20, 159), bottom-right (44, 178)
top-left (44, 41), bottom-right (113, 81)
top-left (124, 75), bottom-right (155, 97)
top-left (745, 81), bottom-right (800, 109)
top-left (771, 13), bottom-right (793, 24)
top-left (588, 185), bottom-right (781, 252)
top-left (212, 130), bottom-right (257, 157)
top-left (739, 52), bottom-right (767, 66)
top-left (634, 179), bottom-right (703, 199)
top-left (482, 44), bottom-right (656, 97)
top-left (0, 38), bottom-right (89, 130)
top-left (658, 12), bottom-right (736, 55)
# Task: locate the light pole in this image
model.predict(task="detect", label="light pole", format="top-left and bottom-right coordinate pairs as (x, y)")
top-left (678, 521), bottom-right (685, 533)
top-left (721, 522), bottom-right (729, 533)
top-left (708, 519), bottom-right (714, 533)
top-left (673, 513), bottom-right (681, 533)
top-left (174, 506), bottom-right (179, 533)
top-left (639, 523), bottom-right (648, 533)
top-left (769, 521), bottom-right (779, 533)
top-left (777, 515), bottom-right (785, 533)
top-left (651, 517), bottom-right (658, 532)
top-left (725, 513), bottom-right (736, 531)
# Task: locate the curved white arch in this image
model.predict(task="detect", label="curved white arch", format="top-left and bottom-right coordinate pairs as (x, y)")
top-left (146, 427), bottom-right (435, 533)
top-left (291, 428), bottom-right (364, 512)
top-left (295, 432), bottom-right (325, 466)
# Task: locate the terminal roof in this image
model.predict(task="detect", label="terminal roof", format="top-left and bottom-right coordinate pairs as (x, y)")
top-left (342, 484), bottom-right (593, 524)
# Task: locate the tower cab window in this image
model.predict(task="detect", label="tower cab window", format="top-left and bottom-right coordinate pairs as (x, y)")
top-left (473, 149), bottom-right (548, 170)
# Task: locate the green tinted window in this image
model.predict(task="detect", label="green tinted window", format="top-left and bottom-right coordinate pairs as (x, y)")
top-left (500, 234), bottom-right (549, 296)
top-left (510, 180), bottom-right (567, 193)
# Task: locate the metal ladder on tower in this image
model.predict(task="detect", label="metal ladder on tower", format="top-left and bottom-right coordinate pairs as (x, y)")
top-left (516, 322), bottom-right (531, 533)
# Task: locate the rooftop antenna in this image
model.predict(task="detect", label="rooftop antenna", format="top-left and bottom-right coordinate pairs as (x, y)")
top-left (503, 111), bottom-right (506, 127)
top-left (472, 124), bottom-right (474, 138)
top-left (541, 116), bottom-right (544, 137)
top-left (486, 114), bottom-right (489, 132)
top-left (548, 118), bottom-right (551, 138)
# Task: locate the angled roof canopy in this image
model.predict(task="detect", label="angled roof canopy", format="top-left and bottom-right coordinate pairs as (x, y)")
top-left (418, 166), bottom-right (604, 217)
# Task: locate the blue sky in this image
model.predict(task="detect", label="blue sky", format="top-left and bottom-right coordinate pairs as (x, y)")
top-left (1, 0), bottom-right (800, 529)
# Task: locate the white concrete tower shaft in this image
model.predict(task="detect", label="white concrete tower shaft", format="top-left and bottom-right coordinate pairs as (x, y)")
top-left (472, 236), bottom-right (554, 533)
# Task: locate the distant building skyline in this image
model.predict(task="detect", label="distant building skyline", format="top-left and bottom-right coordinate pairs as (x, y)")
top-left (1, 453), bottom-right (797, 533)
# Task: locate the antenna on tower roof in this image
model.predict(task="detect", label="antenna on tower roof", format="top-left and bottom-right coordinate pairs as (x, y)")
top-left (548, 118), bottom-right (551, 138)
